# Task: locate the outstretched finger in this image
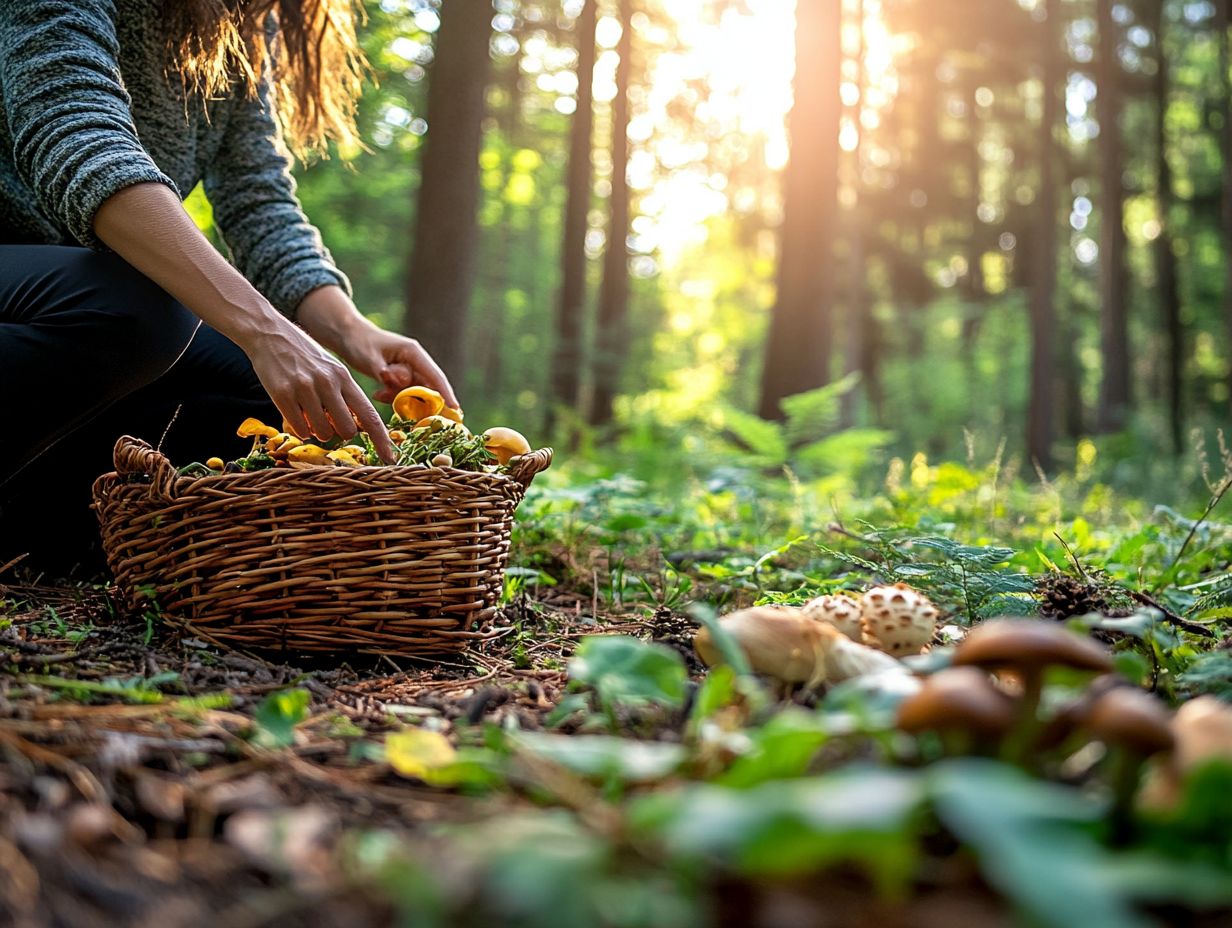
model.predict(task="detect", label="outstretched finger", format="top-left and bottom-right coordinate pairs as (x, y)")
top-left (345, 382), bottom-right (396, 463)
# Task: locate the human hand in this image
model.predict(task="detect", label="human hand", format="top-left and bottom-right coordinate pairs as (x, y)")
top-left (245, 320), bottom-right (397, 463)
top-left (344, 327), bottom-right (460, 409)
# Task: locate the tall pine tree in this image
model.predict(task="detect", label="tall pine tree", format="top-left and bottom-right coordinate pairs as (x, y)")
top-left (758, 0), bottom-right (842, 420)
top-left (405, 0), bottom-right (494, 382)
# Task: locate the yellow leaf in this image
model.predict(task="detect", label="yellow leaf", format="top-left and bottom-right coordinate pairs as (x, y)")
top-left (385, 729), bottom-right (457, 782)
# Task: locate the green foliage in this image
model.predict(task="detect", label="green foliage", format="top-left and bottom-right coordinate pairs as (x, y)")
top-left (816, 530), bottom-right (1038, 623)
top-left (929, 760), bottom-right (1150, 928)
top-left (514, 733), bottom-right (686, 784)
top-left (1189, 573), bottom-right (1232, 620)
top-left (629, 767), bottom-right (924, 891)
top-left (1177, 651), bottom-right (1232, 701)
top-left (717, 380), bottom-right (895, 479)
top-left (567, 636), bottom-right (688, 725)
top-left (253, 687), bottom-right (311, 748)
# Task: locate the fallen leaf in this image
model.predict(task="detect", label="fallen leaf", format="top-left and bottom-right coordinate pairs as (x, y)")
top-left (386, 729), bottom-right (458, 782)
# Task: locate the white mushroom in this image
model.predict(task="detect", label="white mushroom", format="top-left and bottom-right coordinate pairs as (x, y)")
top-left (859, 583), bottom-right (939, 656)
top-left (801, 593), bottom-right (863, 642)
top-left (694, 606), bottom-right (907, 691)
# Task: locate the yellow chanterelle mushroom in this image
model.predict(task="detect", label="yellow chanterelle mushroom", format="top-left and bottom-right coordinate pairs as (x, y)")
top-left (206, 457), bottom-right (225, 471)
top-left (265, 433), bottom-right (304, 458)
top-left (439, 405), bottom-right (465, 424)
top-left (392, 386), bottom-right (445, 422)
top-left (286, 444), bottom-right (334, 468)
top-left (482, 427), bottom-right (531, 465)
top-left (237, 418), bottom-right (278, 439)
top-left (327, 449), bottom-right (363, 467)
top-left (237, 418), bottom-right (280, 455)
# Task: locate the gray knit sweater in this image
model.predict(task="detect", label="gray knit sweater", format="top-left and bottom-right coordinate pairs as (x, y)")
top-left (0, 0), bottom-right (349, 316)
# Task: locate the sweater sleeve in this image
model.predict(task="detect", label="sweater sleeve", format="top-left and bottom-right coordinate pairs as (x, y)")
top-left (0, 0), bottom-right (179, 248)
top-left (204, 78), bottom-right (350, 319)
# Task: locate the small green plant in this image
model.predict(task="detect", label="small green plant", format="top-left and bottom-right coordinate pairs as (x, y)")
top-left (253, 688), bottom-right (311, 748)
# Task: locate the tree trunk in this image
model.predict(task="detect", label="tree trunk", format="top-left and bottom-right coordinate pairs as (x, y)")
top-left (1059, 302), bottom-right (1086, 438)
top-left (840, 0), bottom-right (864, 429)
top-left (758, 0), bottom-right (842, 420)
top-left (482, 28), bottom-right (528, 399)
top-left (589, 0), bottom-right (634, 428)
top-left (1154, 0), bottom-right (1184, 454)
top-left (404, 0), bottom-right (493, 383)
top-left (962, 80), bottom-right (985, 357)
top-left (1096, 0), bottom-right (1131, 431)
top-left (550, 0), bottom-right (597, 429)
top-left (1028, 0), bottom-right (1061, 471)
top-left (1221, 0), bottom-right (1232, 406)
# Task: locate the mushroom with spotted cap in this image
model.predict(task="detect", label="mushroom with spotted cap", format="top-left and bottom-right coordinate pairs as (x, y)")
top-left (859, 583), bottom-right (939, 656)
top-left (802, 593), bottom-right (863, 642)
top-left (694, 606), bottom-right (904, 695)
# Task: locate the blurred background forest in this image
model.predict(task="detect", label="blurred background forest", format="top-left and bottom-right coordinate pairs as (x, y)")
top-left (197, 0), bottom-right (1232, 493)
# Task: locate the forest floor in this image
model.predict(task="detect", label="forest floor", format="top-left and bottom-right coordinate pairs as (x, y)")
top-left (0, 577), bottom-right (629, 927)
top-left (2, 453), bottom-right (1231, 927)
top-left (0, 574), bottom-right (1033, 928)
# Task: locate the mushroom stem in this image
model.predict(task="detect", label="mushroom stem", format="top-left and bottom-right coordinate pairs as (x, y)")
top-left (939, 729), bottom-right (976, 759)
top-left (1001, 671), bottom-right (1045, 767)
top-left (1105, 745), bottom-right (1144, 845)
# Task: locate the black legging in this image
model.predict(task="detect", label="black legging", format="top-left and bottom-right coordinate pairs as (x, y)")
top-left (0, 245), bottom-right (279, 576)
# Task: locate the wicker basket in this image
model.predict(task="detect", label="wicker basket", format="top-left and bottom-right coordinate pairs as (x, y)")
top-left (92, 435), bottom-right (552, 656)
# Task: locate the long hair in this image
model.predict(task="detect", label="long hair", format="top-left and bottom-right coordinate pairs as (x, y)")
top-left (166, 0), bottom-right (367, 158)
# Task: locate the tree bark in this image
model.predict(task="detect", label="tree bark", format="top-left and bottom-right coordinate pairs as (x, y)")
top-left (589, 0), bottom-right (634, 428)
top-left (550, 0), bottom-right (597, 428)
top-left (962, 79), bottom-right (986, 356)
top-left (840, 0), bottom-right (865, 429)
top-left (1153, 0), bottom-right (1184, 454)
top-left (1096, 0), bottom-right (1131, 431)
top-left (1220, 0), bottom-right (1232, 407)
top-left (404, 0), bottom-right (493, 383)
top-left (1028, 0), bottom-right (1061, 471)
top-left (758, 0), bottom-right (842, 420)
top-left (481, 28), bottom-right (528, 398)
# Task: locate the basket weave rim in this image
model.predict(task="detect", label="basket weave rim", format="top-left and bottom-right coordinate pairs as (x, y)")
top-left (92, 437), bottom-right (554, 502)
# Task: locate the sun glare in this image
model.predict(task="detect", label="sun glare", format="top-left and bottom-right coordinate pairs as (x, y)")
top-left (628, 0), bottom-right (794, 263)
top-left (633, 0), bottom-right (901, 265)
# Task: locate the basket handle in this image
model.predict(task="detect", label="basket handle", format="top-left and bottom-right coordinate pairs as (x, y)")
top-left (507, 447), bottom-right (553, 490)
top-left (113, 435), bottom-right (179, 499)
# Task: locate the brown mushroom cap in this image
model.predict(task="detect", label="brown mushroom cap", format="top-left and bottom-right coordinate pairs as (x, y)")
top-left (1171, 696), bottom-right (1232, 771)
top-left (1084, 687), bottom-right (1175, 756)
top-left (952, 619), bottom-right (1113, 675)
top-left (1034, 674), bottom-right (1126, 750)
top-left (896, 667), bottom-right (1017, 736)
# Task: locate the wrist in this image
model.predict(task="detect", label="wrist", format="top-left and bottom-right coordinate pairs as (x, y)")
top-left (216, 293), bottom-right (288, 352)
top-left (297, 286), bottom-right (376, 353)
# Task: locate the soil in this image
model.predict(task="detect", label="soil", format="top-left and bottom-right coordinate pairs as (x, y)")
top-left (3, 578), bottom-right (1219, 928)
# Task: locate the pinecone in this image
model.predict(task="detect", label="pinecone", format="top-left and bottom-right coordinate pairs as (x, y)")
top-left (650, 607), bottom-right (707, 673)
top-left (1036, 573), bottom-right (1111, 619)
